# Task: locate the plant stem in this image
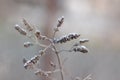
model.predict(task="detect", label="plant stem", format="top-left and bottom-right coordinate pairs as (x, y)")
top-left (52, 45), bottom-right (64, 80)
top-left (56, 52), bottom-right (64, 80)
top-left (58, 49), bottom-right (72, 53)
top-left (53, 27), bottom-right (59, 39)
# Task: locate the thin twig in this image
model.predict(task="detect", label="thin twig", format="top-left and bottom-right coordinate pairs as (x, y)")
top-left (56, 52), bottom-right (64, 80)
top-left (58, 49), bottom-right (72, 53)
top-left (27, 34), bottom-right (47, 48)
top-left (53, 27), bottom-right (59, 39)
top-left (52, 45), bottom-right (64, 80)
top-left (43, 44), bottom-right (52, 52)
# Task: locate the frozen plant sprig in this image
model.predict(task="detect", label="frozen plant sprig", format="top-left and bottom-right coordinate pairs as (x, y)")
top-left (53, 16), bottom-right (64, 38)
top-left (53, 33), bottom-right (80, 44)
top-left (15, 16), bottom-right (90, 80)
top-left (24, 42), bottom-right (34, 48)
top-left (15, 24), bottom-right (27, 36)
top-left (23, 55), bottom-right (41, 69)
top-left (22, 18), bottom-right (33, 31)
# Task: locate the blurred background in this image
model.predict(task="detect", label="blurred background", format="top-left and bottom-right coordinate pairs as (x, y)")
top-left (0, 0), bottom-right (120, 80)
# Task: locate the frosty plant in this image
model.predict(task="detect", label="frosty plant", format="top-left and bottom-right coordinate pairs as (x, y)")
top-left (15, 16), bottom-right (90, 80)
